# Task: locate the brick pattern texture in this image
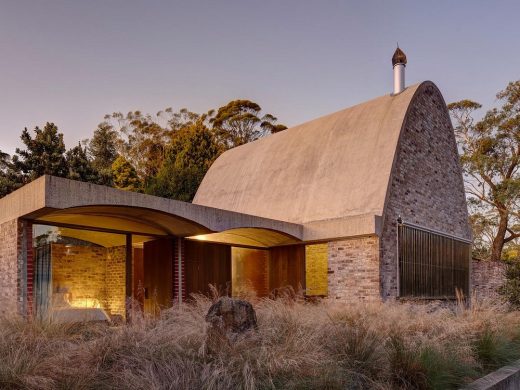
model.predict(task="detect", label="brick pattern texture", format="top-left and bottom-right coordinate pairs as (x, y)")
top-left (51, 243), bottom-right (126, 317)
top-left (328, 236), bottom-right (380, 301)
top-left (173, 238), bottom-right (186, 303)
top-left (0, 219), bottom-right (19, 316)
top-left (24, 221), bottom-right (34, 316)
top-left (380, 83), bottom-right (472, 299)
top-left (472, 260), bottom-right (506, 301)
top-left (105, 245), bottom-right (126, 316)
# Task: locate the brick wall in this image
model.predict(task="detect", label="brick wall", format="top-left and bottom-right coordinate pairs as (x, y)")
top-left (472, 259), bottom-right (506, 301)
top-left (25, 222), bottom-right (34, 316)
top-left (51, 244), bottom-right (107, 308)
top-left (105, 245), bottom-right (126, 317)
top-left (0, 219), bottom-right (19, 316)
top-left (51, 243), bottom-right (126, 317)
top-left (16, 220), bottom-right (33, 317)
top-left (328, 236), bottom-right (380, 302)
top-left (380, 82), bottom-right (472, 300)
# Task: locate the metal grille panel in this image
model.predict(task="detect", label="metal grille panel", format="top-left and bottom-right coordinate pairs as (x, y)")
top-left (398, 224), bottom-right (470, 298)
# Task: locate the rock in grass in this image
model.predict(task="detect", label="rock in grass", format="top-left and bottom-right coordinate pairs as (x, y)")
top-left (205, 297), bottom-right (258, 344)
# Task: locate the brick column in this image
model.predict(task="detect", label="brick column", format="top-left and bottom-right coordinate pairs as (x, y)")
top-left (16, 220), bottom-right (33, 318)
top-left (25, 221), bottom-right (34, 317)
top-left (328, 236), bottom-right (380, 302)
top-left (173, 237), bottom-right (186, 303)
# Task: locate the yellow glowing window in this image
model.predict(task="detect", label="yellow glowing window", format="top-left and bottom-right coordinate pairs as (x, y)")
top-left (305, 244), bottom-right (328, 296)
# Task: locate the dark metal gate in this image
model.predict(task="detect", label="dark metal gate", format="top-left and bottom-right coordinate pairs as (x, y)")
top-left (398, 223), bottom-right (470, 299)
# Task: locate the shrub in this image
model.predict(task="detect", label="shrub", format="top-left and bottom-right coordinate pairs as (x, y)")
top-left (500, 260), bottom-right (520, 308)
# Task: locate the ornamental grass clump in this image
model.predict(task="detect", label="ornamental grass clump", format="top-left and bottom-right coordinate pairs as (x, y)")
top-left (1, 296), bottom-right (520, 389)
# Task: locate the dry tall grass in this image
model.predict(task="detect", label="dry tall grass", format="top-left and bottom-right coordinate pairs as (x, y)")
top-left (1, 296), bottom-right (520, 390)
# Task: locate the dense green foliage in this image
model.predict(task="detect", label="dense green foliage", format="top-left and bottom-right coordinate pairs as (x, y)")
top-left (13, 123), bottom-right (68, 181)
top-left (66, 143), bottom-right (101, 184)
top-left (88, 123), bottom-right (118, 186)
top-left (148, 121), bottom-right (222, 201)
top-left (111, 156), bottom-right (141, 192)
top-left (0, 99), bottom-right (286, 202)
top-left (210, 99), bottom-right (287, 147)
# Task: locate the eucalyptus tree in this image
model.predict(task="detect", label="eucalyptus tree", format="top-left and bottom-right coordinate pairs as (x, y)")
top-left (448, 81), bottom-right (520, 261)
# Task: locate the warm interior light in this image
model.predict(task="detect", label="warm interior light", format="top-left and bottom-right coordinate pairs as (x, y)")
top-left (69, 298), bottom-right (101, 309)
top-left (189, 235), bottom-right (208, 241)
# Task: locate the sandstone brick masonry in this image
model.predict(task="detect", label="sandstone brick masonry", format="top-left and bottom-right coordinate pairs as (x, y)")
top-left (328, 236), bottom-right (380, 301)
top-left (106, 245), bottom-right (125, 316)
top-left (0, 219), bottom-right (18, 316)
top-left (472, 259), bottom-right (506, 301)
top-left (51, 243), bottom-right (126, 317)
top-left (380, 83), bottom-right (472, 299)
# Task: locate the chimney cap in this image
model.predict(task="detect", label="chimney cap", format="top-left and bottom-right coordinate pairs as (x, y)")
top-left (392, 46), bottom-right (407, 67)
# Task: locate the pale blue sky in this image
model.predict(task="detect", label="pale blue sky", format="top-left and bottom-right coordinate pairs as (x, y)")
top-left (1, 0), bottom-right (519, 154)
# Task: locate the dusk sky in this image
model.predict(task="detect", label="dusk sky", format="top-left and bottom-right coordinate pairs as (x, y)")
top-left (1, 0), bottom-right (519, 154)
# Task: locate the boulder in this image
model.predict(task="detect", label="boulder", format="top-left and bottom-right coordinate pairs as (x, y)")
top-left (205, 297), bottom-right (257, 344)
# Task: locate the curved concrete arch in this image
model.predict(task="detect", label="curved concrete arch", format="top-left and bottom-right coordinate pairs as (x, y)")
top-left (381, 80), bottom-right (471, 238)
top-left (187, 227), bottom-right (301, 248)
top-left (4, 176), bottom-right (303, 242)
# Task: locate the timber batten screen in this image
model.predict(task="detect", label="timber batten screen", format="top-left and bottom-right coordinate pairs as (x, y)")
top-left (398, 223), bottom-right (470, 298)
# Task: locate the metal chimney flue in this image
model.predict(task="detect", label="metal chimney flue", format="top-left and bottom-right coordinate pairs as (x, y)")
top-left (392, 46), bottom-right (407, 95)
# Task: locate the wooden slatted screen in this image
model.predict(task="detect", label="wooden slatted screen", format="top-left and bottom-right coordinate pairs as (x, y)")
top-left (398, 224), bottom-right (470, 298)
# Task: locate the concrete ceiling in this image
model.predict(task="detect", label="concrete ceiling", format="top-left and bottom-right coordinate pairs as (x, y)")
top-left (35, 205), bottom-right (212, 236)
top-left (187, 227), bottom-right (300, 248)
top-left (34, 206), bottom-right (301, 248)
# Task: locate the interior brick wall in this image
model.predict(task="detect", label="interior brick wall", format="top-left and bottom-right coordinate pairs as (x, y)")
top-left (328, 236), bottom-right (380, 302)
top-left (51, 243), bottom-right (126, 317)
top-left (0, 219), bottom-right (19, 316)
top-left (105, 245), bottom-right (126, 317)
top-left (51, 244), bottom-right (107, 308)
top-left (380, 83), bottom-right (472, 300)
top-left (472, 260), bottom-right (506, 301)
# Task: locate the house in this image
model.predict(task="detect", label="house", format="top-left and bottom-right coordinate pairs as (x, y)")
top-left (0, 48), bottom-right (472, 320)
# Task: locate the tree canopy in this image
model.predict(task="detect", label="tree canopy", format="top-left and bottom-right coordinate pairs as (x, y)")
top-left (88, 123), bottom-right (118, 185)
top-left (12, 122), bottom-right (68, 181)
top-left (210, 99), bottom-right (287, 147)
top-left (0, 98), bottom-right (286, 202)
top-left (448, 80), bottom-right (520, 261)
top-left (148, 121), bottom-right (223, 201)
top-left (111, 156), bottom-right (141, 192)
top-left (66, 143), bottom-right (101, 184)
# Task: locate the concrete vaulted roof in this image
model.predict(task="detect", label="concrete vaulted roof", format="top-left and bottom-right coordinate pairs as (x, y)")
top-left (1, 82), bottom-right (440, 244)
top-left (194, 83), bottom-right (424, 225)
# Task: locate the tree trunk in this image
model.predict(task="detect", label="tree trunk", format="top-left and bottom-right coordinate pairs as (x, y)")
top-left (491, 212), bottom-right (508, 262)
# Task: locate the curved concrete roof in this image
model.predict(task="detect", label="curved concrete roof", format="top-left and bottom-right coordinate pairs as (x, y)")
top-left (194, 82), bottom-right (425, 224)
top-left (0, 175), bottom-right (303, 246)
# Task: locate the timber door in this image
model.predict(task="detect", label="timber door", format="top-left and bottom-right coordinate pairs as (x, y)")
top-left (143, 238), bottom-right (174, 315)
top-left (185, 240), bottom-right (231, 298)
top-left (269, 245), bottom-right (306, 293)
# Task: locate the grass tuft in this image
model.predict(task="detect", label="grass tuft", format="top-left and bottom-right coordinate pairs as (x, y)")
top-left (0, 297), bottom-right (520, 389)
